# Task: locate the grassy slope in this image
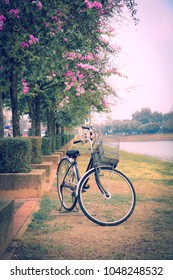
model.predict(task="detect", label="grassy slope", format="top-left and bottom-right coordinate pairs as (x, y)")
top-left (103, 133), bottom-right (173, 142)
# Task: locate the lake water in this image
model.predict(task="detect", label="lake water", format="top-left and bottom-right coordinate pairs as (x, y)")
top-left (119, 141), bottom-right (173, 162)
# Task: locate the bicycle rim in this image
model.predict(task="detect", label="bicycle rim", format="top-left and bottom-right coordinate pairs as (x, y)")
top-left (78, 166), bottom-right (136, 226)
top-left (57, 158), bottom-right (78, 211)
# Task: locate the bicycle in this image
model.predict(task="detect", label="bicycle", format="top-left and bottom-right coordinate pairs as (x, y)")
top-left (57, 126), bottom-right (136, 226)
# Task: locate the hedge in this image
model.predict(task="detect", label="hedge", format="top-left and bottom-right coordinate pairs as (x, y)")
top-left (55, 135), bottom-right (62, 150)
top-left (29, 137), bottom-right (42, 164)
top-left (0, 138), bottom-right (31, 173)
top-left (51, 137), bottom-right (56, 153)
top-left (41, 137), bottom-right (52, 155)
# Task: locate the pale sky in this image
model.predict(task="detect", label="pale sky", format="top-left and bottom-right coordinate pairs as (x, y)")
top-left (104, 0), bottom-right (173, 121)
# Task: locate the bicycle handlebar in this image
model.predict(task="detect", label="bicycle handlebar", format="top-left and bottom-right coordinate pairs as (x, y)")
top-left (73, 126), bottom-right (100, 153)
top-left (82, 126), bottom-right (90, 130)
top-left (73, 140), bottom-right (83, 144)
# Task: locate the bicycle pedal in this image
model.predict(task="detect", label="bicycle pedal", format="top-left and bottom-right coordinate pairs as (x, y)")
top-left (82, 185), bottom-right (90, 193)
top-left (83, 184), bottom-right (90, 189)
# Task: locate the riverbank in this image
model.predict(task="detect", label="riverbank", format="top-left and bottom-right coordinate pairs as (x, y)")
top-left (102, 133), bottom-right (173, 142)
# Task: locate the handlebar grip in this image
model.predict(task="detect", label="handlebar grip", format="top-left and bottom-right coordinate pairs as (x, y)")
top-left (82, 126), bottom-right (90, 130)
top-left (73, 140), bottom-right (83, 144)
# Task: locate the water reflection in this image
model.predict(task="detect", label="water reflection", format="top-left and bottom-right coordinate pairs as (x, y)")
top-left (119, 141), bottom-right (173, 162)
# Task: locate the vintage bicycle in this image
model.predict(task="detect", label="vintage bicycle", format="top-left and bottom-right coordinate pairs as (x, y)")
top-left (57, 126), bottom-right (136, 226)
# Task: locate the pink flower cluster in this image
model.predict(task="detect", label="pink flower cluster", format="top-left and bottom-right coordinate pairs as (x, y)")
top-left (63, 52), bottom-right (94, 61)
top-left (8, 9), bottom-right (20, 19)
top-left (102, 99), bottom-right (109, 108)
top-left (76, 63), bottom-right (99, 72)
top-left (59, 96), bottom-right (69, 108)
top-left (64, 68), bottom-right (86, 96)
top-left (0, 15), bottom-right (6, 31)
top-left (84, 0), bottom-right (103, 10)
top-left (46, 70), bottom-right (59, 80)
top-left (28, 34), bottom-right (39, 45)
top-left (21, 79), bottom-right (29, 94)
top-left (20, 34), bottom-right (39, 48)
top-left (36, 1), bottom-right (43, 10)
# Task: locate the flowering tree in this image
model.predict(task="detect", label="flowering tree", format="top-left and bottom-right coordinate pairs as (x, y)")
top-left (0, 0), bottom-right (137, 137)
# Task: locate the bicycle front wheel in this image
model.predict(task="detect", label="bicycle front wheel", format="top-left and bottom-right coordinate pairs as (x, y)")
top-left (78, 166), bottom-right (136, 226)
top-left (57, 157), bottom-right (78, 211)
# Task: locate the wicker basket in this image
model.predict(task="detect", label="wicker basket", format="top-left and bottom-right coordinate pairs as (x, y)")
top-left (93, 141), bottom-right (119, 167)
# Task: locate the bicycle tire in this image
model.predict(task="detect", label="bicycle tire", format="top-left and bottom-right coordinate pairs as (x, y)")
top-left (57, 157), bottom-right (78, 211)
top-left (78, 166), bottom-right (136, 226)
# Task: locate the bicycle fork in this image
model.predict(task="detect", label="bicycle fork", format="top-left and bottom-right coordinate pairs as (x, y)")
top-left (94, 166), bottom-right (111, 199)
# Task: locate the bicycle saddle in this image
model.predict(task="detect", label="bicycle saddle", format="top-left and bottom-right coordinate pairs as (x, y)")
top-left (66, 150), bottom-right (80, 158)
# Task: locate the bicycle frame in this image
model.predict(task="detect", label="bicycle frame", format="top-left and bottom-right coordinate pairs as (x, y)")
top-left (64, 126), bottom-right (111, 198)
top-left (67, 149), bottom-right (110, 199)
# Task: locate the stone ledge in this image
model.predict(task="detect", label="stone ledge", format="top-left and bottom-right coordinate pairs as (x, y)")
top-left (31, 162), bottom-right (54, 183)
top-left (0, 199), bottom-right (14, 259)
top-left (42, 154), bottom-right (60, 168)
top-left (54, 151), bottom-right (64, 159)
top-left (0, 169), bottom-right (46, 199)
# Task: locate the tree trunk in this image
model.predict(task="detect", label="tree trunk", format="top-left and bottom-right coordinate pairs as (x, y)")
top-left (0, 91), bottom-right (4, 138)
top-left (35, 93), bottom-right (41, 136)
top-left (47, 109), bottom-right (55, 136)
top-left (46, 109), bottom-right (51, 136)
top-left (55, 123), bottom-right (60, 135)
top-left (9, 67), bottom-right (20, 137)
top-left (27, 93), bottom-right (41, 136)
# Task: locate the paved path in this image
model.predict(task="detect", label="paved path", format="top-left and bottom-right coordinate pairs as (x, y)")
top-left (13, 198), bottom-right (40, 239)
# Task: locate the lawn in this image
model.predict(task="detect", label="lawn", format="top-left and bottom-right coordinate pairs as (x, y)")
top-left (11, 147), bottom-right (173, 260)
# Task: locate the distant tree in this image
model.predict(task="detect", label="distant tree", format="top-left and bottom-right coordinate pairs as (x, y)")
top-left (152, 111), bottom-right (163, 123)
top-left (132, 108), bottom-right (152, 124)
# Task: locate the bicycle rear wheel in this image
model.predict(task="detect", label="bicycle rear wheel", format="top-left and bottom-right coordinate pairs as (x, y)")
top-left (57, 157), bottom-right (78, 211)
top-left (78, 166), bottom-right (136, 226)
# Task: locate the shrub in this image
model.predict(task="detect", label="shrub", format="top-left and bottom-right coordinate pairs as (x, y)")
top-left (41, 137), bottom-right (52, 155)
top-left (29, 137), bottom-right (42, 164)
top-left (55, 135), bottom-right (62, 150)
top-left (51, 137), bottom-right (56, 153)
top-left (0, 138), bottom-right (31, 173)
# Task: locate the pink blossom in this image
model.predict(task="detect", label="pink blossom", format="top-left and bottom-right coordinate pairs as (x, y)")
top-left (29, 34), bottom-right (39, 44)
top-left (82, 53), bottom-right (94, 60)
top-left (92, 1), bottom-right (103, 10)
top-left (63, 38), bottom-right (68, 42)
top-left (63, 52), bottom-right (76, 60)
top-left (50, 31), bottom-right (56, 37)
top-left (76, 63), bottom-right (99, 72)
top-left (102, 99), bottom-right (109, 108)
top-left (65, 70), bottom-right (74, 77)
top-left (84, 0), bottom-right (93, 9)
top-left (36, 1), bottom-right (43, 10)
top-left (0, 15), bottom-right (6, 30)
top-left (59, 96), bottom-right (70, 108)
top-left (9, 9), bottom-right (20, 19)
top-left (78, 73), bottom-right (84, 79)
top-left (21, 34), bottom-right (38, 48)
top-left (84, 0), bottom-right (102, 11)
top-left (69, 81), bottom-right (75, 87)
top-left (42, 22), bottom-right (50, 27)
top-left (20, 42), bottom-right (29, 48)
top-left (21, 79), bottom-right (29, 94)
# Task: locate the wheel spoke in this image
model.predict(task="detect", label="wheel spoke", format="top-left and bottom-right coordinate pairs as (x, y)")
top-left (79, 167), bottom-right (136, 226)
